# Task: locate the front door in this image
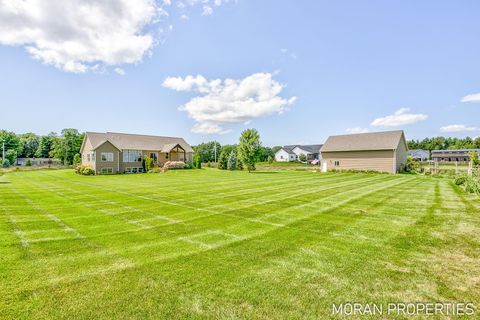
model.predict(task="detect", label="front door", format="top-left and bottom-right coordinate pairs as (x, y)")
top-left (149, 152), bottom-right (158, 163)
top-left (321, 161), bottom-right (328, 172)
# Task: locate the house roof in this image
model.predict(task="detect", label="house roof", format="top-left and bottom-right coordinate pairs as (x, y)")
top-left (293, 144), bottom-right (323, 153)
top-left (278, 144), bottom-right (323, 155)
top-left (321, 130), bottom-right (406, 152)
top-left (83, 132), bottom-right (194, 153)
top-left (431, 149), bottom-right (480, 153)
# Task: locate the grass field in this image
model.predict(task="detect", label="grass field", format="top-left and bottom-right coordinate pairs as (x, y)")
top-left (1, 169), bottom-right (479, 319)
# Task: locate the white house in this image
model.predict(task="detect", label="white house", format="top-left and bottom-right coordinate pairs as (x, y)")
top-left (275, 144), bottom-right (323, 162)
top-left (275, 145), bottom-right (297, 162)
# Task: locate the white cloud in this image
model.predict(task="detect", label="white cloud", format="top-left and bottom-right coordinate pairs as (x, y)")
top-left (371, 108), bottom-right (428, 127)
top-left (0, 0), bottom-right (159, 73)
top-left (346, 127), bottom-right (369, 134)
top-left (0, 0), bottom-right (233, 73)
top-left (440, 124), bottom-right (479, 133)
top-left (461, 93), bottom-right (480, 103)
top-left (202, 5), bottom-right (213, 15)
top-left (114, 68), bottom-right (126, 76)
top-left (163, 72), bottom-right (296, 134)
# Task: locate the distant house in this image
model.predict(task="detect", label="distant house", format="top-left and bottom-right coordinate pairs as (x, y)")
top-left (321, 130), bottom-right (408, 173)
top-left (431, 149), bottom-right (480, 163)
top-left (80, 132), bottom-right (194, 174)
top-left (407, 149), bottom-right (429, 161)
top-left (275, 145), bottom-right (297, 162)
top-left (16, 158), bottom-right (62, 166)
top-left (274, 144), bottom-right (323, 162)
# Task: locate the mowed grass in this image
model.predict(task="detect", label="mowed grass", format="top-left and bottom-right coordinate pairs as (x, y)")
top-left (1, 169), bottom-right (479, 319)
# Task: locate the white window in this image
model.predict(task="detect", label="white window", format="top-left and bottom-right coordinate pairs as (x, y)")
top-left (92, 153), bottom-right (96, 161)
top-left (101, 152), bottom-right (114, 162)
top-left (87, 154), bottom-right (91, 161)
top-left (123, 150), bottom-right (142, 162)
top-left (101, 168), bottom-right (113, 174)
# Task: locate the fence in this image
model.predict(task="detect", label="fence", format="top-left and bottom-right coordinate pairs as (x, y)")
top-left (417, 161), bottom-right (480, 176)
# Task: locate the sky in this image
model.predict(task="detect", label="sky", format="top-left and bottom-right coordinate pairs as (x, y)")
top-left (0, 0), bottom-right (479, 146)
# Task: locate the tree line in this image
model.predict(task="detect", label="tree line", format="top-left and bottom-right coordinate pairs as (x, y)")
top-left (0, 129), bottom-right (84, 166)
top-left (407, 136), bottom-right (480, 151)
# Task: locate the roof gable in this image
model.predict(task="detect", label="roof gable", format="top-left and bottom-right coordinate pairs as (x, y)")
top-left (321, 130), bottom-right (405, 152)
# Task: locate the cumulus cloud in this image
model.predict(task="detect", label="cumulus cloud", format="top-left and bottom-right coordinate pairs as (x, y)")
top-left (163, 72), bottom-right (296, 134)
top-left (202, 5), bottom-right (213, 15)
top-left (461, 93), bottom-right (480, 103)
top-left (346, 127), bottom-right (369, 134)
top-left (0, 0), bottom-right (160, 73)
top-left (371, 108), bottom-right (428, 127)
top-left (440, 124), bottom-right (479, 133)
top-left (0, 0), bottom-right (233, 73)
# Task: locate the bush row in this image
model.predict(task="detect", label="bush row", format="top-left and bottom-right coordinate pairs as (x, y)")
top-left (75, 165), bottom-right (95, 175)
top-left (454, 174), bottom-right (480, 195)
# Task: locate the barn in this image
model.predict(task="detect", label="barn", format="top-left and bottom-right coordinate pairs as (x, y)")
top-left (321, 130), bottom-right (408, 174)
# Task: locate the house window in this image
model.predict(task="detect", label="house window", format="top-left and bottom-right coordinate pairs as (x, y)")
top-left (334, 161), bottom-right (340, 166)
top-left (125, 167), bottom-right (144, 174)
top-left (101, 168), bottom-right (113, 174)
top-left (87, 154), bottom-right (91, 161)
top-left (123, 150), bottom-right (142, 162)
top-left (166, 153), bottom-right (169, 159)
top-left (101, 152), bottom-right (113, 162)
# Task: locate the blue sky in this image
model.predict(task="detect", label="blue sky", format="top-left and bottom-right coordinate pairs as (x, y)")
top-left (0, 0), bottom-right (479, 146)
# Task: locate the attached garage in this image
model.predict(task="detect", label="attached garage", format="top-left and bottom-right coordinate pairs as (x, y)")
top-left (321, 130), bottom-right (408, 174)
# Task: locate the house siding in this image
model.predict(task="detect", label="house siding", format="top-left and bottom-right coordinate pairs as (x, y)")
top-left (80, 137), bottom-right (96, 168)
top-left (94, 141), bottom-right (120, 174)
top-left (395, 139), bottom-right (408, 172)
top-left (322, 150), bottom-right (395, 173)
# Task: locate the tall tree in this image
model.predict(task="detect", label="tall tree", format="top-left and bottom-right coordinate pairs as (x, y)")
top-left (19, 132), bottom-right (40, 158)
top-left (194, 141), bottom-right (221, 163)
top-left (35, 132), bottom-right (57, 158)
top-left (50, 129), bottom-right (83, 165)
top-left (0, 130), bottom-right (20, 156)
top-left (237, 129), bottom-right (261, 172)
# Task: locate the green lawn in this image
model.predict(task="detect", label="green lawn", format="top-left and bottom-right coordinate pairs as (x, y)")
top-left (1, 169), bottom-right (479, 319)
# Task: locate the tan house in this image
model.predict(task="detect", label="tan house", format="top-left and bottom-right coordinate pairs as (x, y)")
top-left (321, 130), bottom-right (408, 174)
top-left (80, 132), bottom-right (194, 174)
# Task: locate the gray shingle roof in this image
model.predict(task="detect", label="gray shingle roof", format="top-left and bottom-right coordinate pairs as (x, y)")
top-left (281, 144), bottom-right (323, 154)
top-left (321, 130), bottom-right (405, 152)
top-left (85, 132), bottom-right (194, 153)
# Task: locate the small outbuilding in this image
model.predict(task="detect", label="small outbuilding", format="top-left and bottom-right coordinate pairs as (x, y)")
top-left (321, 130), bottom-right (408, 174)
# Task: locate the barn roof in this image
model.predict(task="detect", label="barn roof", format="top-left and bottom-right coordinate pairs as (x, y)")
top-left (321, 130), bottom-right (406, 152)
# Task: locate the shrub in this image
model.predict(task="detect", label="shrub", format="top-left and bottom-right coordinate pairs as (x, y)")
top-left (2, 159), bottom-right (10, 168)
top-left (193, 153), bottom-right (202, 169)
top-left (25, 159), bottom-right (32, 166)
top-left (227, 151), bottom-right (237, 170)
top-left (298, 154), bottom-right (307, 162)
top-left (218, 150), bottom-right (229, 170)
top-left (144, 156), bottom-right (154, 172)
top-left (163, 161), bottom-right (186, 170)
top-left (267, 155), bottom-right (274, 164)
top-left (148, 167), bottom-right (163, 173)
top-left (73, 154), bottom-right (81, 165)
top-left (454, 175), bottom-right (467, 185)
top-left (75, 165), bottom-right (95, 175)
top-left (184, 164), bottom-right (193, 169)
